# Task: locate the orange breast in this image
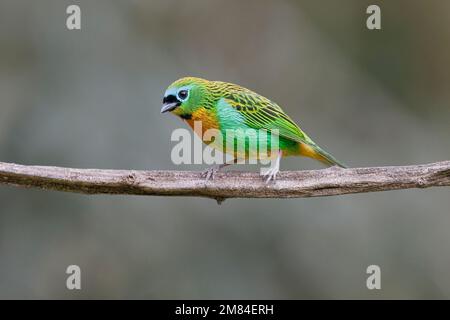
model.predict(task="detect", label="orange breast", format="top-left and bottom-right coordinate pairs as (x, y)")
top-left (185, 108), bottom-right (220, 139)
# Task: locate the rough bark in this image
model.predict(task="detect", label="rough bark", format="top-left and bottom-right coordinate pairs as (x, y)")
top-left (0, 161), bottom-right (449, 204)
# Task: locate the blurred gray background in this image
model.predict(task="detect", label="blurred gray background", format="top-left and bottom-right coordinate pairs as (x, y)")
top-left (0, 0), bottom-right (449, 299)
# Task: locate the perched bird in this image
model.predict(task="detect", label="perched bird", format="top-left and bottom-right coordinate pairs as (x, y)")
top-left (161, 77), bottom-right (346, 181)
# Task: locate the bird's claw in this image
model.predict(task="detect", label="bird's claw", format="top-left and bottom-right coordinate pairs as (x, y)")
top-left (261, 167), bottom-right (279, 184)
top-left (201, 166), bottom-right (220, 181)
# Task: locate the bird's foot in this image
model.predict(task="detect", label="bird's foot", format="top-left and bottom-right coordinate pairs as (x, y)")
top-left (261, 150), bottom-right (282, 184)
top-left (261, 166), bottom-right (279, 184)
top-left (201, 165), bottom-right (222, 181)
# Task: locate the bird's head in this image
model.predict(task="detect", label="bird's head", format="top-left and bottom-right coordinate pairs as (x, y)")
top-left (161, 77), bottom-right (209, 119)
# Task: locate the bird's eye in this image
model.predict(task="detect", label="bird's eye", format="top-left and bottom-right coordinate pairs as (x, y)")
top-left (177, 90), bottom-right (188, 100)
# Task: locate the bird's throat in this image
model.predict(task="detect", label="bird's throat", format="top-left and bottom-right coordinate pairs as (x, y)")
top-left (179, 113), bottom-right (192, 120)
top-left (183, 108), bottom-right (220, 139)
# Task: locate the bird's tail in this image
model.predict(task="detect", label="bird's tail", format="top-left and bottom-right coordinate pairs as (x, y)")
top-left (303, 143), bottom-right (347, 168)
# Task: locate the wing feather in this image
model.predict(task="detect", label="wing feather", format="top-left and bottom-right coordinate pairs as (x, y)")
top-left (222, 89), bottom-right (314, 145)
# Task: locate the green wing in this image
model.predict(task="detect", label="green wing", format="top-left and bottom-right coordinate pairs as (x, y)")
top-left (222, 89), bottom-right (314, 145)
top-left (216, 85), bottom-right (346, 168)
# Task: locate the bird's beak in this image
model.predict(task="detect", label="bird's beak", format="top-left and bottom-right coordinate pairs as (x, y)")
top-left (160, 102), bottom-right (179, 113)
top-left (161, 94), bottom-right (181, 113)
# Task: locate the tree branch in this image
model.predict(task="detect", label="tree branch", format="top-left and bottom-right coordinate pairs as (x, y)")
top-left (0, 161), bottom-right (449, 203)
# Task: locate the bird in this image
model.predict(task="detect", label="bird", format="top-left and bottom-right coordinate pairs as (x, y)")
top-left (161, 76), bottom-right (346, 182)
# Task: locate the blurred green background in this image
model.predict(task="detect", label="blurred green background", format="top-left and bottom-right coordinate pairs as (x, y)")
top-left (0, 0), bottom-right (449, 299)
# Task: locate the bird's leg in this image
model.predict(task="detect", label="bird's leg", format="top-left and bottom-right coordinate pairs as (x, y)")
top-left (201, 158), bottom-right (239, 181)
top-left (261, 150), bottom-right (282, 183)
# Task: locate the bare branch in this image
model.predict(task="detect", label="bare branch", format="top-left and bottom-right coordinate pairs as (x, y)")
top-left (0, 161), bottom-right (449, 203)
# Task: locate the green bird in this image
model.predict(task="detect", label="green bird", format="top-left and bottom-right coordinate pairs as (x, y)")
top-left (161, 77), bottom-right (346, 181)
